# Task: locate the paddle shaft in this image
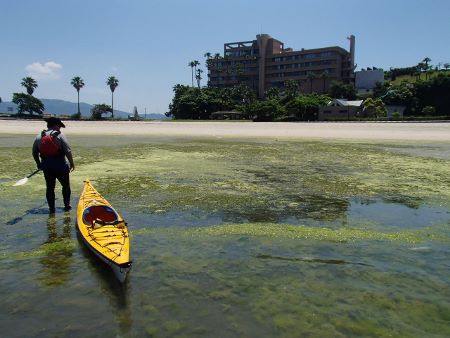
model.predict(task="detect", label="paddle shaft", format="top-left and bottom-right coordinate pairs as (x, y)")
top-left (27, 169), bottom-right (41, 178)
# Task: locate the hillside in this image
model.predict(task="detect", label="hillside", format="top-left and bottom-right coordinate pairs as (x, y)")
top-left (0, 98), bottom-right (167, 120)
top-left (387, 69), bottom-right (450, 85)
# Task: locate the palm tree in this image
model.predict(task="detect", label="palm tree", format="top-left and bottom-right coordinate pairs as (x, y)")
top-left (306, 72), bottom-right (315, 93)
top-left (421, 57), bottom-right (432, 80)
top-left (70, 76), bottom-right (85, 115)
top-left (106, 76), bottom-right (119, 118)
top-left (204, 52), bottom-right (211, 64)
top-left (188, 61), bottom-right (195, 87)
top-left (196, 69), bottom-right (203, 88)
top-left (193, 60), bottom-right (200, 80)
top-left (422, 57), bottom-right (431, 68)
top-left (444, 63), bottom-right (450, 70)
top-left (21, 77), bottom-right (38, 95)
top-left (214, 53), bottom-right (221, 70)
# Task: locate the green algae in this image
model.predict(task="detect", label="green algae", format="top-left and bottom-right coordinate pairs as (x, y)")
top-left (133, 222), bottom-right (449, 244)
top-left (1, 134), bottom-right (450, 337)
top-left (84, 140), bottom-right (450, 218)
top-left (0, 239), bottom-right (76, 261)
top-left (2, 138), bottom-right (450, 222)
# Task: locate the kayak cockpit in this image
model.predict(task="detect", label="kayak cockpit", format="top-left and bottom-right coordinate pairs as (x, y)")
top-left (82, 205), bottom-right (119, 226)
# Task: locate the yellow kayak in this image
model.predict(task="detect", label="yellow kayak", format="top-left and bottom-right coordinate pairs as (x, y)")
top-left (76, 179), bottom-right (131, 282)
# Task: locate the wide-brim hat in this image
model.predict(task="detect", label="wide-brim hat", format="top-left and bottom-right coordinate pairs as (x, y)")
top-left (44, 117), bottom-right (66, 128)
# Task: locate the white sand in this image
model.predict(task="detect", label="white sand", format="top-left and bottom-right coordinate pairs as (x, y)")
top-left (1, 119), bottom-right (449, 141)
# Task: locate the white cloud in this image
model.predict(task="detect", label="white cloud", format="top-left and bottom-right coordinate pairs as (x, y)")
top-left (25, 61), bottom-right (62, 80)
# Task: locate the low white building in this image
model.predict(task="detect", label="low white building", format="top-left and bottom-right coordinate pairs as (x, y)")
top-left (318, 99), bottom-right (364, 121)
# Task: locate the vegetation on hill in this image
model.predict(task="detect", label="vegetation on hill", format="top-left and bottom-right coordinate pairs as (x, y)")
top-left (375, 73), bottom-right (450, 116)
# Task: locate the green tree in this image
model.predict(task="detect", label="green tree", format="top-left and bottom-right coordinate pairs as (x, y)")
top-left (284, 79), bottom-right (299, 101)
top-left (106, 76), bottom-right (119, 118)
top-left (245, 99), bottom-right (285, 121)
top-left (70, 76), bottom-right (85, 115)
top-left (363, 97), bottom-right (386, 118)
top-left (381, 82), bottom-right (414, 106)
top-left (21, 77), bottom-right (38, 95)
top-left (265, 87), bottom-right (280, 100)
top-left (285, 94), bottom-right (331, 121)
top-left (91, 104), bottom-right (112, 120)
top-left (328, 81), bottom-right (357, 99)
top-left (232, 84), bottom-right (256, 106)
top-left (12, 93), bottom-right (44, 115)
top-left (443, 63), bottom-right (450, 70)
top-left (414, 74), bottom-right (450, 115)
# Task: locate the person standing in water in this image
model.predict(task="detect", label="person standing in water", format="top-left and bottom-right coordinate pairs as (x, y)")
top-left (32, 117), bottom-right (75, 213)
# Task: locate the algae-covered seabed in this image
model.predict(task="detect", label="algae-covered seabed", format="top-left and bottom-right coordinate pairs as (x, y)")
top-left (1, 134), bottom-right (449, 337)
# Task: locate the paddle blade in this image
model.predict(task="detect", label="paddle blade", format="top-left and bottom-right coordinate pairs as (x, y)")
top-left (13, 177), bottom-right (28, 186)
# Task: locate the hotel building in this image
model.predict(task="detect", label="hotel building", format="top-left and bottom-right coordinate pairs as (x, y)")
top-left (207, 34), bottom-right (356, 98)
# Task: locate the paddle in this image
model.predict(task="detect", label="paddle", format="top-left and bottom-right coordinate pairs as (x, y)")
top-left (13, 169), bottom-right (41, 186)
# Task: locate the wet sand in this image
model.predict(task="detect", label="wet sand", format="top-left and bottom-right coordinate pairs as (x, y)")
top-left (0, 119), bottom-right (449, 141)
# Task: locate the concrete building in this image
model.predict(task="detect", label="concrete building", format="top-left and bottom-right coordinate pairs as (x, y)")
top-left (207, 34), bottom-right (356, 98)
top-left (355, 68), bottom-right (384, 96)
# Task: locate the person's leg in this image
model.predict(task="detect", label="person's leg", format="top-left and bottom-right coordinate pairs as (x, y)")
top-left (43, 170), bottom-right (56, 213)
top-left (56, 170), bottom-right (71, 210)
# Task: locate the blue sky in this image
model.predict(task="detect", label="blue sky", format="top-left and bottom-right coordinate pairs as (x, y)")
top-left (1, 0), bottom-right (449, 114)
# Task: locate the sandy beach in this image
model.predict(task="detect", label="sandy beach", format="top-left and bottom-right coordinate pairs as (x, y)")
top-left (0, 119), bottom-right (449, 141)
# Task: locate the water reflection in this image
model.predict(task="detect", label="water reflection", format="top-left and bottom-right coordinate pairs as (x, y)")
top-left (256, 254), bottom-right (372, 266)
top-left (39, 213), bottom-right (74, 286)
top-left (77, 234), bottom-right (132, 336)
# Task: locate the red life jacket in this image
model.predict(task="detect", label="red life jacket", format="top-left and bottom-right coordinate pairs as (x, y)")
top-left (39, 130), bottom-right (61, 157)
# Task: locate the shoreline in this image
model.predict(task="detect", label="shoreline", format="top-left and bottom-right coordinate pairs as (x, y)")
top-left (0, 120), bottom-right (449, 141)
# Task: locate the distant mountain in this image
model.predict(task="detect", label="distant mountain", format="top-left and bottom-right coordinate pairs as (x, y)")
top-left (0, 98), bottom-right (167, 120)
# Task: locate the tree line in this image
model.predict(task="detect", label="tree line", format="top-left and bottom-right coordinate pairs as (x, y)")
top-left (166, 80), bottom-right (334, 121)
top-left (9, 76), bottom-right (119, 119)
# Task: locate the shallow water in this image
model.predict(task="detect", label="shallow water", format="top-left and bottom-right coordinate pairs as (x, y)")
top-left (1, 136), bottom-right (449, 337)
